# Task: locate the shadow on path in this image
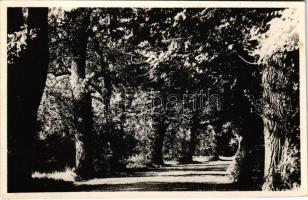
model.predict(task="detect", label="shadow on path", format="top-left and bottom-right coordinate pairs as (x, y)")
top-left (29, 157), bottom-right (238, 192)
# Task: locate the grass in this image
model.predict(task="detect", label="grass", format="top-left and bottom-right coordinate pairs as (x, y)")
top-left (32, 167), bottom-right (76, 182)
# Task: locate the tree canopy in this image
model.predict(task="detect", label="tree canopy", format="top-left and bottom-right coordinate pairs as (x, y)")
top-left (8, 7), bottom-right (301, 191)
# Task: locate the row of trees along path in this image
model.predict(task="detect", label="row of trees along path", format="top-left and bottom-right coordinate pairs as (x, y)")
top-left (7, 7), bottom-right (300, 191)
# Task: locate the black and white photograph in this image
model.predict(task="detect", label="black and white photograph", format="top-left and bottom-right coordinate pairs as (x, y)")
top-left (0, 1), bottom-right (307, 197)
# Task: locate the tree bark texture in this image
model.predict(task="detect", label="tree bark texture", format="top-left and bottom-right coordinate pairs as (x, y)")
top-left (261, 51), bottom-right (300, 190)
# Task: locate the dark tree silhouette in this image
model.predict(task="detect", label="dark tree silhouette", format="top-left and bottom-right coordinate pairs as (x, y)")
top-left (8, 8), bottom-right (49, 192)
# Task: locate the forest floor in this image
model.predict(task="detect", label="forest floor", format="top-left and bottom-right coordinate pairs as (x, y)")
top-left (31, 156), bottom-right (238, 191)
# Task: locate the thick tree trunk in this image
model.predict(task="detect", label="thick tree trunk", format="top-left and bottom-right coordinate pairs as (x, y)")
top-left (262, 117), bottom-right (299, 191)
top-left (7, 8), bottom-right (24, 33)
top-left (70, 61), bottom-right (94, 179)
top-left (73, 93), bottom-right (94, 179)
top-left (179, 113), bottom-right (198, 163)
top-left (262, 117), bottom-right (282, 190)
top-left (262, 117), bottom-right (293, 190)
top-left (8, 8), bottom-right (48, 192)
top-left (69, 10), bottom-right (94, 180)
top-left (261, 51), bottom-right (299, 190)
top-left (261, 63), bottom-right (285, 190)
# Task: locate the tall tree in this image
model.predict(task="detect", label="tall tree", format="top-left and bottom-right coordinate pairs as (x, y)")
top-left (7, 8), bottom-right (49, 191)
top-left (67, 9), bottom-right (95, 180)
top-left (248, 8), bottom-right (301, 190)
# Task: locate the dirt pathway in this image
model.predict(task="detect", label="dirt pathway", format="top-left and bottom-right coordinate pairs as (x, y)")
top-left (33, 157), bottom-right (238, 191)
top-left (74, 159), bottom-right (236, 191)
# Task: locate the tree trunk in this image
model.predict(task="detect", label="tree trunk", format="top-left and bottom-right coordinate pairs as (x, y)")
top-left (179, 113), bottom-right (199, 163)
top-left (7, 8), bottom-right (24, 33)
top-left (151, 118), bottom-right (168, 165)
top-left (8, 8), bottom-right (49, 192)
top-left (262, 114), bottom-right (299, 191)
top-left (187, 114), bottom-right (199, 163)
top-left (262, 117), bottom-right (293, 190)
top-left (262, 117), bottom-right (282, 190)
top-left (185, 132), bottom-right (196, 163)
top-left (261, 51), bottom-right (299, 190)
top-left (69, 10), bottom-right (94, 180)
top-left (103, 70), bottom-right (112, 117)
top-left (70, 61), bottom-right (94, 180)
top-left (73, 92), bottom-right (94, 179)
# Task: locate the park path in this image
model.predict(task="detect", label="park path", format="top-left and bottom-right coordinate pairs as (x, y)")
top-left (33, 157), bottom-right (237, 191)
top-left (74, 157), bottom-right (236, 191)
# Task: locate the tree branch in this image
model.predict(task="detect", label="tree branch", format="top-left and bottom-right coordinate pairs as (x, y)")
top-left (47, 71), bottom-right (70, 77)
top-left (229, 50), bottom-right (259, 66)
